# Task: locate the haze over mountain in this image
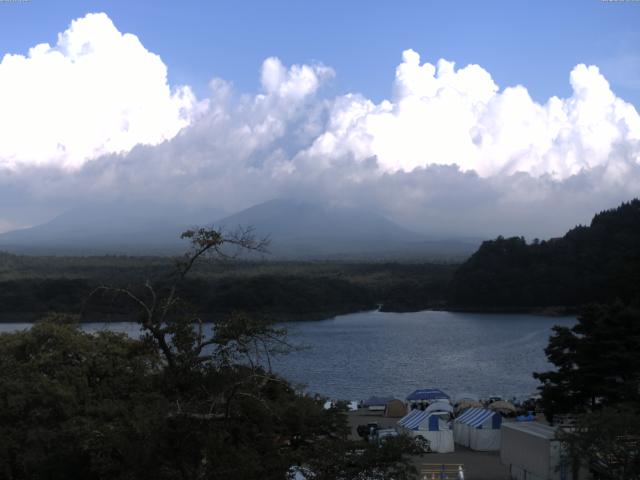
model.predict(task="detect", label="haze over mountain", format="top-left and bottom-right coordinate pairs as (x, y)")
top-left (0, 199), bottom-right (480, 259)
top-left (0, 202), bottom-right (218, 255)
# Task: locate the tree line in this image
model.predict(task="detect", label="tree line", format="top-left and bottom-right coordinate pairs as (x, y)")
top-left (449, 199), bottom-right (640, 309)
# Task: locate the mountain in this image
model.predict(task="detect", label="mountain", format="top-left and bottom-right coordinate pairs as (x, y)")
top-left (0, 202), bottom-right (218, 255)
top-left (215, 198), bottom-right (479, 259)
top-left (0, 198), bottom-right (479, 259)
top-left (449, 199), bottom-right (640, 309)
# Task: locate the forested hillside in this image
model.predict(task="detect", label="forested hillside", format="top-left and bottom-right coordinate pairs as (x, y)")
top-left (449, 199), bottom-right (640, 309)
top-left (0, 255), bottom-right (455, 321)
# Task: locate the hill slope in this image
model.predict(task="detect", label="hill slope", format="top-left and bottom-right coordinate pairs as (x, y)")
top-left (449, 199), bottom-right (640, 309)
top-left (0, 198), bottom-right (479, 259)
top-left (217, 198), bottom-right (478, 259)
top-left (0, 203), bottom-right (216, 255)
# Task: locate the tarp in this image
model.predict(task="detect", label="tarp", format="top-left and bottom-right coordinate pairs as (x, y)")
top-left (397, 410), bottom-right (454, 453)
top-left (406, 388), bottom-right (449, 402)
top-left (453, 408), bottom-right (501, 451)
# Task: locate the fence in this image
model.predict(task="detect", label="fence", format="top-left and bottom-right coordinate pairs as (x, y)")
top-left (420, 463), bottom-right (465, 479)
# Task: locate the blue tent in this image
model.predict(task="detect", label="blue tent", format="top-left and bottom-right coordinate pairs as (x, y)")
top-left (406, 388), bottom-right (449, 402)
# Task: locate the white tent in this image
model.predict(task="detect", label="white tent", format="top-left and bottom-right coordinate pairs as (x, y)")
top-left (453, 392), bottom-right (480, 403)
top-left (424, 401), bottom-right (453, 416)
top-left (397, 410), bottom-right (454, 453)
top-left (453, 408), bottom-right (501, 451)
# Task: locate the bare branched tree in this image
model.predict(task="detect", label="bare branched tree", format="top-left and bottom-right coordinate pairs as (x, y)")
top-left (90, 226), bottom-right (270, 370)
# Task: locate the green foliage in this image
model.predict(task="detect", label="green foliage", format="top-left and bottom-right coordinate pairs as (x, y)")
top-left (297, 435), bottom-right (420, 480)
top-left (0, 320), bottom-right (165, 479)
top-left (558, 407), bottom-right (640, 479)
top-left (0, 256), bottom-right (455, 320)
top-left (534, 301), bottom-right (640, 420)
top-left (450, 199), bottom-right (640, 308)
top-left (0, 228), bottom-right (419, 479)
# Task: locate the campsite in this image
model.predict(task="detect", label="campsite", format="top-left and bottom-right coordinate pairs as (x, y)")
top-left (343, 388), bottom-right (580, 480)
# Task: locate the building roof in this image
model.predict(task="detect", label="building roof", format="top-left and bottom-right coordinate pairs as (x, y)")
top-left (501, 421), bottom-right (557, 440)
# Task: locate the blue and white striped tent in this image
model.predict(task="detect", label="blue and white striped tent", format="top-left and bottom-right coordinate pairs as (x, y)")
top-left (397, 409), bottom-right (454, 453)
top-left (456, 408), bottom-right (502, 429)
top-left (453, 408), bottom-right (501, 451)
top-left (398, 409), bottom-right (441, 431)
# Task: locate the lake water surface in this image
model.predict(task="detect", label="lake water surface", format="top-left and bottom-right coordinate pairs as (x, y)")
top-left (0, 310), bottom-right (575, 401)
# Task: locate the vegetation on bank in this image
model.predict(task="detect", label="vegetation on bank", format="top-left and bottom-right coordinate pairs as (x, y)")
top-left (534, 301), bottom-right (640, 477)
top-left (449, 199), bottom-right (640, 309)
top-left (0, 255), bottom-right (455, 321)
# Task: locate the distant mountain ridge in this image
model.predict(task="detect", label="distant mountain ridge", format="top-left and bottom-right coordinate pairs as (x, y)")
top-left (449, 199), bottom-right (640, 309)
top-left (0, 202), bottom-right (217, 255)
top-left (0, 198), bottom-right (480, 259)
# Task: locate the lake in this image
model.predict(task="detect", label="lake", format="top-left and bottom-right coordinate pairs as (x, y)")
top-left (0, 310), bottom-right (575, 401)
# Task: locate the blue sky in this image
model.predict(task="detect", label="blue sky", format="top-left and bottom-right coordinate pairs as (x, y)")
top-left (2, 0), bottom-right (639, 106)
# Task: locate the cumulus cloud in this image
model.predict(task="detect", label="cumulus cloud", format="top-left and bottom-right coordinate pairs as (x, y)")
top-left (1, 13), bottom-right (640, 239)
top-left (0, 13), bottom-right (198, 169)
top-left (305, 49), bottom-right (640, 180)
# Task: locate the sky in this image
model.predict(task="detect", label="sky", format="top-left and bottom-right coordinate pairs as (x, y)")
top-left (0, 0), bottom-right (639, 238)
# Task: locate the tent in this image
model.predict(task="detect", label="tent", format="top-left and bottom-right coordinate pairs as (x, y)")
top-left (397, 410), bottom-right (454, 453)
top-left (452, 392), bottom-right (480, 403)
top-left (424, 401), bottom-right (453, 416)
top-left (489, 400), bottom-right (517, 416)
top-left (453, 408), bottom-right (501, 451)
top-left (363, 396), bottom-right (394, 411)
top-left (454, 398), bottom-right (483, 414)
top-left (406, 388), bottom-right (450, 404)
top-left (383, 399), bottom-right (407, 418)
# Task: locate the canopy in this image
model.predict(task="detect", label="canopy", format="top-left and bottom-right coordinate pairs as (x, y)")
top-left (406, 388), bottom-right (449, 402)
top-left (489, 400), bottom-right (517, 415)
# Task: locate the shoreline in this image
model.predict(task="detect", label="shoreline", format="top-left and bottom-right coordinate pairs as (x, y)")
top-left (0, 304), bottom-right (578, 324)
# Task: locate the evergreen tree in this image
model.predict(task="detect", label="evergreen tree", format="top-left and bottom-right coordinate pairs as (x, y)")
top-left (534, 301), bottom-right (640, 421)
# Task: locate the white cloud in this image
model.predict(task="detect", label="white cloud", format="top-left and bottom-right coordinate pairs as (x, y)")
top-left (1, 14), bottom-right (640, 240)
top-left (0, 12), bottom-right (199, 169)
top-left (305, 49), bottom-right (640, 180)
